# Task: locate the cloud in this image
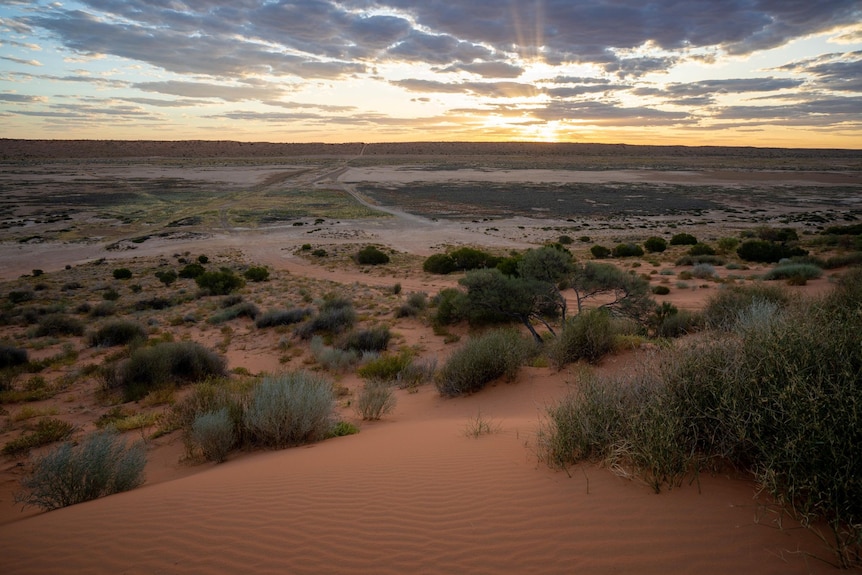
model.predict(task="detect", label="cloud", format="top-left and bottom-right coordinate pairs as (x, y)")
top-left (439, 61), bottom-right (524, 78)
top-left (392, 79), bottom-right (540, 98)
top-left (715, 96), bottom-right (862, 124)
top-left (774, 51), bottom-right (862, 92)
top-left (0, 56), bottom-right (42, 67)
top-left (0, 93), bottom-right (46, 103)
top-left (533, 100), bottom-right (690, 126)
top-left (133, 81), bottom-right (287, 102)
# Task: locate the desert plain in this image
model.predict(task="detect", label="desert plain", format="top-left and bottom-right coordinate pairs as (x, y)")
top-left (0, 140), bottom-right (860, 574)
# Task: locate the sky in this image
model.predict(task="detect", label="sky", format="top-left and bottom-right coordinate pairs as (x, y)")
top-left (1, 0), bottom-right (860, 148)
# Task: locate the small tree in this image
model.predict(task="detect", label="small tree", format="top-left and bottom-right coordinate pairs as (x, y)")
top-left (590, 245), bottom-right (611, 259)
top-left (670, 233), bottom-right (698, 246)
top-left (195, 270), bottom-right (245, 295)
top-left (569, 262), bottom-right (654, 322)
top-left (243, 266), bottom-right (270, 282)
top-left (179, 263), bottom-right (206, 279)
top-left (643, 237), bottom-right (667, 253)
top-left (112, 268), bottom-right (132, 280)
top-left (155, 269), bottom-right (177, 287)
top-left (355, 246), bottom-right (390, 265)
top-left (612, 243), bottom-right (644, 258)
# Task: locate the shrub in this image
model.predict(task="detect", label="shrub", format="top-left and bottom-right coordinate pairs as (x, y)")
top-left (547, 309), bottom-right (614, 369)
top-left (590, 245), bottom-right (611, 259)
top-left (311, 248), bottom-right (327, 257)
top-left (688, 243), bottom-right (715, 256)
top-left (34, 314), bottom-right (85, 337)
top-left (14, 430), bottom-right (145, 510)
top-left (0, 345), bottom-right (28, 369)
top-left (243, 266), bottom-right (270, 282)
top-left (669, 233), bottom-right (697, 246)
top-left (612, 243), bottom-right (644, 258)
top-left (431, 288), bottom-right (466, 326)
top-left (651, 285), bottom-right (670, 295)
top-left (423, 253), bottom-right (457, 274)
top-left (310, 336), bottom-right (360, 372)
top-left (737, 239), bottom-right (807, 263)
top-left (9, 290), bottom-right (34, 304)
top-left (691, 263), bottom-right (717, 279)
top-left (824, 251), bottom-right (862, 269)
top-left (89, 320), bottom-right (147, 347)
top-left (190, 408), bottom-right (236, 463)
top-left (558, 235), bottom-right (574, 245)
top-left (2, 418), bottom-right (75, 456)
top-left (357, 351), bottom-right (414, 382)
top-left (643, 237), bottom-right (667, 253)
top-left (134, 296), bottom-right (173, 310)
top-left (717, 237), bottom-right (740, 252)
top-left (111, 341), bottom-right (227, 402)
top-left (355, 246), bottom-right (390, 265)
top-left (763, 263), bottom-right (823, 282)
top-left (243, 371), bottom-right (335, 448)
top-left (178, 263), bottom-right (206, 279)
top-left (337, 326), bottom-right (391, 352)
top-left (112, 268), bottom-right (132, 280)
top-left (197, 255), bottom-right (209, 264)
top-left (195, 270), bottom-right (244, 295)
top-left (208, 301), bottom-right (260, 324)
top-left (449, 247), bottom-right (498, 270)
top-left (255, 308), bottom-right (312, 329)
top-left (295, 297), bottom-right (356, 339)
top-left (154, 269), bottom-right (177, 286)
top-left (702, 284), bottom-right (790, 331)
top-left (435, 329), bottom-right (533, 396)
top-left (355, 380), bottom-right (396, 420)
top-left (90, 301), bottom-right (117, 317)
top-left (654, 308), bottom-right (703, 338)
top-left (674, 255), bottom-right (726, 266)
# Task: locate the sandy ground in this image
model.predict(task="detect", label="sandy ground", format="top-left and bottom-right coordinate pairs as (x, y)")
top-left (0, 143), bottom-right (857, 574)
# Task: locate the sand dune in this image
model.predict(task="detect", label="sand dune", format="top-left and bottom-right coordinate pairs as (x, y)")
top-left (0, 367), bottom-right (836, 575)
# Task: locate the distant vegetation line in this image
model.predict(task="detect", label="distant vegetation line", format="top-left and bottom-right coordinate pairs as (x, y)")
top-left (1, 139), bottom-right (861, 161)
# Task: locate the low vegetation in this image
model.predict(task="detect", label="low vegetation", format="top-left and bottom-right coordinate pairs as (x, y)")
top-left (436, 328), bottom-right (533, 397)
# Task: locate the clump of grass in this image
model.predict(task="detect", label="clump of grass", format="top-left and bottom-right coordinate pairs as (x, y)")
top-left (14, 429), bottom-right (145, 510)
top-left (763, 262), bottom-right (823, 282)
top-left (395, 292), bottom-right (428, 318)
top-left (310, 336), bottom-right (360, 372)
top-left (190, 408), bottom-right (237, 463)
top-left (208, 301), bottom-right (260, 324)
top-left (336, 325), bottom-right (391, 352)
top-left (88, 320), bottom-right (147, 347)
top-left (540, 271), bottom-right (862, 567)
top-left (465, 410), bottom-right (500, 438)
top-left (2, 417), bottom-right (75, 456)
top-left (10, 405), bottom-right (59, 422)
top-left (357, 350), bottom-right (413, 383)
top-left (243, 371), bottom-right (335, 448)
top-left (702, 284), bottom-right (790, 330)
top-left (255, 307), bottom-right (312, 328)
top-left (295, 296), bottom-right (356, 339)
top-left (105, 341), bottom-right (227, 402)
top-left (435, 329), bottom-right (533, 397)
top-left (33, 314), bottom-right (85, 338)
top-left (355, 380), bottom-right (396, 420)
top-left (546, 309), bottom-right (615, 369)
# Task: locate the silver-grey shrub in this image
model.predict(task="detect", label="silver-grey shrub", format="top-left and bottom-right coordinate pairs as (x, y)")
top-left (243, 371), bottom-right (335, 448)
top-left (15, 429), bottom-right (146, 511)
top-left (355, 380), bottom-right (396, 420)
top-left (190, 408), bottom-right (236, 462)
top-left (435, 328), bottom-right (533, 396)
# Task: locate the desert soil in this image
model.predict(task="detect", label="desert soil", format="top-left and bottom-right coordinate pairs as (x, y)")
top-left (0, 141), bottom-right (859, 574)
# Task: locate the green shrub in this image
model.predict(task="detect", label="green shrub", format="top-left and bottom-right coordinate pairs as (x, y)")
top-left (154, 269), bottom-right (177, 286)
top-left (590, 245), bottom-right (611, 259)
top-left (310, 336), bottom-right (360, 372)
top-left (190, 408), bottom-right (236, 463)
top-left (717, 237), bottom-right (740, 252)
top-left (255, 308), bottom-right (312, 328)
top-left (14, 430), bottom-right (145, 510)
top-left (669, 233), bottom-right (697, 246)
top-left (688, 243), bottom-right (715, 256)
top-left (311, 248), bottom-right (327, 257)
top-left (423, 253), bottom-right (457, 274)
top-left (643, 237), bottom-right (667, 253)
top-left (243, 266), bottom-right (270, 282)
top-left (111, 342), bottom-right (227, 402)
top-left (197, 255), bottom-right (209, 264)
top-left (295, 297), bottom-right (356, 339)
top-left (134, 296), bottom-right (173, 310)
top-left (355, 380), bottom-right (396, 420)
top-left (9, 290), bottom-right (34, 304)
top-left (208, 301), bottom-right (260, 324)
top-left (763, 263), bottom-right (823, 282)
top-left (737, 239), bottom-right (807, 263)
top-left (674, 254), bottom-right (726, 266)
top-left (243, 371), bottom-right (335, 448)
top-left (112, 268), bottom-right (132, 280)
top-left (612, 243), bottom-right (644, 258)
top-left (654, 308), bottom-right (702, 338)
top-left (90, 301), bottom-right (116, 318)
top-left (337, 326), bottom-right (391, 352)
top-left (547, 309), bottom-right (614, 369)
top-left (355, 246), bottom-right (390, 265)
top-left (651, 285), bottom-right (670, 295)
top-left (2, 418), bottom-right (75, 456)
top-left (435, 329), bottom-right (533, 397)
top-left (0, 345), bottom-right (28, 369)
top-left (166, 380), bottom-right (240, 436)
top-left (824, 252), bottom-right (862, 269)
top-left (357, 351), bottom-right (414, 382)
top-left (449, 247), bottom-right (499, 270)
top-left (178, 263), bottom-right (206, 279)
top-left (89, 320), bottom-right (147, 347)
top-left (195, 270), bottom-right (245, 295)
top-left (702, 284), bottom-right (790, 330)
top-left (34, 314), bottom-right (85, 337)
top-left (558, 235), bottom-right (574, 245)
top-left (431, 288), bottom-right (466, 325)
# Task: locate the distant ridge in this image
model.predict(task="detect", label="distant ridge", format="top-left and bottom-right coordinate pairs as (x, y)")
top-left (1, 139), bottom-right (860, 161)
